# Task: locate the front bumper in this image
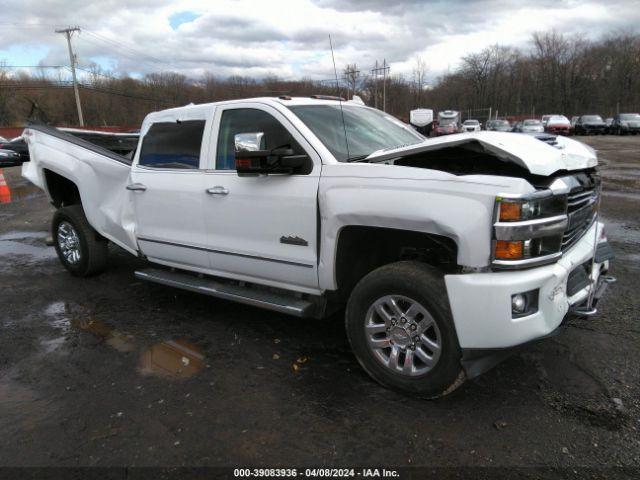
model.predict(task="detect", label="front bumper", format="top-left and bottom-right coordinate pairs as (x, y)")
top-left (547, 126), bottom-right (570, 135)
top-left (583, 126), bottom-right (606, 134)
top-left (445, 221), bottom-right (613, 352)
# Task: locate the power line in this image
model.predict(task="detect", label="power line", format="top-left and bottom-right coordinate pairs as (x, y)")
top-left (81, 30), bottom-right (175, 71)
top-left (0, 81), bottom-right (176, 105)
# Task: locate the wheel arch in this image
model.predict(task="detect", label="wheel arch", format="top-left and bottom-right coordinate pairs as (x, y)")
top-left (330, 225), bottom-right (460, 300)
top-left (43, 168), bottom-right (81, 208)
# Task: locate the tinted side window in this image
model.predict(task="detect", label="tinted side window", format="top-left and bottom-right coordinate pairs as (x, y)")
top-left (139, 120), bottom-right (205, 169)
top-left (216, 108), bottom-right (303, 170)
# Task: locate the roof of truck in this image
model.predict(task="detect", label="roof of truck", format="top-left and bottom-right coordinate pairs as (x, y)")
top-left (153, 96), bottom-right (362, 114)
top-left (142, 96), bottom-right (370, 128)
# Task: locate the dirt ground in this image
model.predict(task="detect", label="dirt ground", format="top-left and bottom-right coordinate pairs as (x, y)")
top-left (0, 136), bottom-right (638, 475)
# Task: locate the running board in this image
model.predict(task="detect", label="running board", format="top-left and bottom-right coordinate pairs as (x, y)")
top-left (134, 268), bottom-right (319, 318)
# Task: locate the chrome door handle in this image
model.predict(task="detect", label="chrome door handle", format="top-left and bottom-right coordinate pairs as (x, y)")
top-left (126, 183), bottom-right (147, 191)
top-left (206, 186), bottom-right (229, 195)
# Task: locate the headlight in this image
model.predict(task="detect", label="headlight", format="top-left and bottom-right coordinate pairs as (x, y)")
top-left (492, 192), bottom-right (568, 268)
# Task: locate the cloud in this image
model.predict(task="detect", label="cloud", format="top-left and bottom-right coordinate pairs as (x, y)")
top-left (0, 0), bottom-right (638, 81)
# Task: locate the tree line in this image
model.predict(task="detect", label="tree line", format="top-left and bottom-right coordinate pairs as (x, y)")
top-left (0, 30), bottom-right (638, 127)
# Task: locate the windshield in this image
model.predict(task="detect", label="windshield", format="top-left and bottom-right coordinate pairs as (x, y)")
top-left (439, 117), bottom-right (457, 126)
top-left (620, 113), bottom-right (640, 121)
top-left (495, 120), bottom-right (509, 126)
top-left (289, 105), bottom-right (423, 162)
top-left (582, 115), bottom-right (603, 122)
top-left (549, 115), bottom-right (570, 124)
top-left (523, 120), bottom-right (541, 126)
top-left (463, 120), bottom-right (479, 125)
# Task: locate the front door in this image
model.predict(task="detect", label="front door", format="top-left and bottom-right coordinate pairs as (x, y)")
top-left (202, 104), bottom-right (321, 293)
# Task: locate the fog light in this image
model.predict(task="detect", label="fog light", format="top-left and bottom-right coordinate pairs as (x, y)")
top-left (511, 289), bottom-right (539, 318)
top-left (512, 294), bottom-right (526, 313)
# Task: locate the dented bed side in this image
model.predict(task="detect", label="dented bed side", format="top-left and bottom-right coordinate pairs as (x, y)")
top-left (22, 125), bottom-right (139, 254)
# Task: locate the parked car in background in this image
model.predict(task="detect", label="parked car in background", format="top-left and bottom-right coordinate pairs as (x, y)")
top-left (513, 119), bottom-right (544, 134)
top-left (0, 137), bottom-right (30, 163)
top-left (486, 119), bottom-right (511, 132)
top-left (0, 148), bottom-right (22, 167)
top-left (570, 116), bottom-right (579, 131)
top-left (434, 110), bottom-right (460, 136)
top-left (604, 117), bottom-right (613, 134)
top-left (0, 136), bottom-right (7, 143)
top-left (574, 115), bottom-right (607, 135)
top-left (541, 114), bottom-right (557, 128)
top-left (610, 113), bottom-right (640, 135)
top-left (409, 108), bottom-right (434, 136)
top-left (461, 119), bottom-right (481, 132)
top-left (545, 115), bottom-right (571, 135)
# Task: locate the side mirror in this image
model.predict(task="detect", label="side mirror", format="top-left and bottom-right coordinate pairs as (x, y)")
top-left (234, 132), bottom-right (308, 175)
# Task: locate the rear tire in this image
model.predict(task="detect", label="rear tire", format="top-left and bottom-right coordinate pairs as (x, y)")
top-left (52, 205), bottom-right (108, 277)
top-left (345, 261), bottom-right (465, 398)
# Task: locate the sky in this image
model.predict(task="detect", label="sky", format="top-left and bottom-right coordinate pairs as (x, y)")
top-left (0, 0), bottom-right (639, 83)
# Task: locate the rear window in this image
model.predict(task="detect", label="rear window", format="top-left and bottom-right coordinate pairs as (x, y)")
top-left (139, 120), bottom-right (205, 169)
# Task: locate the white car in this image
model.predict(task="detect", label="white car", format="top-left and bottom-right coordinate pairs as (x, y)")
top-left (518, 119), bottom-right (545, 133)
top-left (22, 96), bottom-right (614, 397)
top-left (461, 119), bottom-right (481, 132)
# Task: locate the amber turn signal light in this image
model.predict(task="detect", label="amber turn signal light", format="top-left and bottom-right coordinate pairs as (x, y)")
top-left (499, 201), bottom-right (521, 221)
top-left (495, 240), bottom-right (524, 259)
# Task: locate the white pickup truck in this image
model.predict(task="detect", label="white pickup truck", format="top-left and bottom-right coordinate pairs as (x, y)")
top-left (22, 96), bottom-right (615, 397)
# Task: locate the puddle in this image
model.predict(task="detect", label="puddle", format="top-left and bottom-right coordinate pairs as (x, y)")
top-left (139, 339), bottom-right (206, 379)
top-left (40, 336), bottom-right (67, 354)
top-left (0, 231), bottom-right (47, 241)
top-left (603, 221), bottom-right (640, 245)
top-left (72, 317), bottom-right (137, 353)
top-left (0, 231), bottom-right (56, 264)
top-left (602, 190), bottom-right (640, 201)
top-left (42, 301), bottom-right (205, 379)
top-left (45, 301), bottom-right (71, 332)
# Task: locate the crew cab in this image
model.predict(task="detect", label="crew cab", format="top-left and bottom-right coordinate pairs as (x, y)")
top-left (22, 97), bottom-right (615, 397)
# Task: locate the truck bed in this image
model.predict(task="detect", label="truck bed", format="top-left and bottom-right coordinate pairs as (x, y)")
top-left (27, 123), bottom-right (138, 163)
top-left (22, 123), bottom-right (140, 254)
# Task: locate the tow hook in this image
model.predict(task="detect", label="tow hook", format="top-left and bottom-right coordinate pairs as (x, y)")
top-left (570, 276), bottom-right (616, 318)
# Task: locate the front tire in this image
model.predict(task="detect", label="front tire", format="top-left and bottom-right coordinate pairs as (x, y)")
top-left (345, 261), bottom-right (465, 398)
top-left (52, 205), bottom-right (108, 277)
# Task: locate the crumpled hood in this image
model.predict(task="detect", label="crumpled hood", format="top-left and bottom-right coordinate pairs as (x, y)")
top-left (366, 131), bottom-right (597, 177)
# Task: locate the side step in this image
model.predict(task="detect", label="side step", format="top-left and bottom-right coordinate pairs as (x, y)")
top-left (135, 268), bottom-right (319, 318)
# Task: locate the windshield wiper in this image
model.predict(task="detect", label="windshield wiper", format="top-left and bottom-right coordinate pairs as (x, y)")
top-left (346, 154), bottom-right (371, 162)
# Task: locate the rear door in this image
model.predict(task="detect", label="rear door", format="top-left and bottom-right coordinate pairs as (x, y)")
top-left (202, 103), bottom-right (321, 293)
top-left (129, 119), bottom-right (210, 269)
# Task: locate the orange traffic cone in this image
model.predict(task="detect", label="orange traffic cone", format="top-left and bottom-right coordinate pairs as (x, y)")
top-left (0, 169), bottom-right (11, 204)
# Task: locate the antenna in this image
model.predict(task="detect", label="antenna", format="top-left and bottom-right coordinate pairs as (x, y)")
top-left (329, 35), bottom-right (350, 161)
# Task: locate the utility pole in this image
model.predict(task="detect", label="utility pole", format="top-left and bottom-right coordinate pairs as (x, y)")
top-left (373, 60), bottom-right (378, 109)
top-left (343, 65), bottom-right (360, 100)
top-left (56, 26), bottom-right (84, 126)
top-left (371, 60), bottom-right (390, 111)
top-left (382, 59), bottom-right (387, 112)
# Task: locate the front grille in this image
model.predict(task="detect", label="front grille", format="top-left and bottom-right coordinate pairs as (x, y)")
top-left (561, 172), bottom-right (599, 251)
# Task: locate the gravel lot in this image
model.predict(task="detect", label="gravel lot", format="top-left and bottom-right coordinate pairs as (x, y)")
top-left (0, 136), bottom-right (638, 475)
